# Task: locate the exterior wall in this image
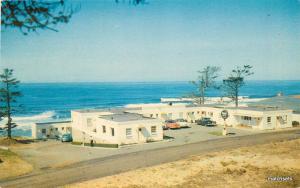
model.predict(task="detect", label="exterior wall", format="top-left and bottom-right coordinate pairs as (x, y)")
top-left (128, 105), bottom-right (209, 123)
top-left (71, 110), bottom-right (114, 143)
top-left (71, 110), bottom-right (163, 145)
top-left (228, 109), bottom-right (264, 129)
top-left (32, 121), bottom-right (71, 139)
top-left (116, 122), bottom-right (163, 145)
top-left (259, 110), bottom-right (292, 130)
top-left (127, 104), bottom-right (293, 130)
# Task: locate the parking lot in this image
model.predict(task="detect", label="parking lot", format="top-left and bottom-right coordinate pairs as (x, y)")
top-left (163, 123), bottom-right (259, 145)
top-left (11, 124), bottom-right (259, 171)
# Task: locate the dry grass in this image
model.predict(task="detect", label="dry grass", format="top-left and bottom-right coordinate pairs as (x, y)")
top-left (0, 149), bottom-right (33, 180)
top-left (68, 139), bottom-right (300, 188)
top-left (208, 131), bottom-right (223, 136)
top-left (0, 137), bottom-right (35, 146)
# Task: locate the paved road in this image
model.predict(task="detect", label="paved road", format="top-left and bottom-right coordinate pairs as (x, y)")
top-left (1, 129), bottom-right (299, 188)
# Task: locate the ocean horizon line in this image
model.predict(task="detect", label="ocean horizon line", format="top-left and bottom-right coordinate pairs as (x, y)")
top-left (20, 80), bottom-right (300, 84)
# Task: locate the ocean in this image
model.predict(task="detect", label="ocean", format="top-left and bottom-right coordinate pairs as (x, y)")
top-left (1, 80), bottom-right (300, 137)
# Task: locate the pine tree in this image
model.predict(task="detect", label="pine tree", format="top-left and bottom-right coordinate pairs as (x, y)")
top-left (0, 69), bottom-right (22, 139)
top-left (191, 66), bottom-right (220, 105)
top-left (223, 65), bottom-right (253, 107)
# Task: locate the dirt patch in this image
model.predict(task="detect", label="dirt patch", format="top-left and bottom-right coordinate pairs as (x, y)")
top-left (0, 149), bottom-right (33, 180)
top-left (68, 139), bottom-right (300, 188)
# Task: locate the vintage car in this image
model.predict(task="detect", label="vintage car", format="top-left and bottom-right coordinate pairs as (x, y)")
top-left (164, 120), bottom-right (181, 129)
top-left (195, 117), bottom-right (217, 127)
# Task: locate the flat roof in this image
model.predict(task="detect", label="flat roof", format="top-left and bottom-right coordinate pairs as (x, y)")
top-left (73, 107), bottom-right (126, 113)
top-left (36, 120), bottom-right (71, 125)
top-left (100, 113), bottom-right (155, 122)
top-left (226, 106), bottom-right (289, 112)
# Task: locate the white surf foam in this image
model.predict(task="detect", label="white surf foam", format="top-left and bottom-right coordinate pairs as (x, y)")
top-left (0, 111), bottom-right (56, 128)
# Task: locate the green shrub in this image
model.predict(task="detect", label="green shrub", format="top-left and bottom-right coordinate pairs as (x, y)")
top-left (72, 142), bottom-right (118, 148)
top-left (292, 121), bottom-right (300, 127)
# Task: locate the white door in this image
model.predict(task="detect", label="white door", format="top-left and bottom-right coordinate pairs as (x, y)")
top-left (138, 127), bottom-right (146, 142)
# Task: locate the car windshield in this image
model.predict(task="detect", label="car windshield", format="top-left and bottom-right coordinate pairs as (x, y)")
top-left (166, 120), bottom-right (175, 123)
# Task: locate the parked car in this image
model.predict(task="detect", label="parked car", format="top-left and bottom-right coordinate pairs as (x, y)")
top-left (61, 134), bottom-right (72, 142)
top-left (175, 119), bottom-right (190, 128)
top-left (195, 117), bottom-right (217, 127)
top-left (165, 120), bottom-right (181, 129)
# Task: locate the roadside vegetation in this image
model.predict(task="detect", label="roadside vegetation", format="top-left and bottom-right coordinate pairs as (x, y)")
top-left (69, 139), bottom-right (300, 188)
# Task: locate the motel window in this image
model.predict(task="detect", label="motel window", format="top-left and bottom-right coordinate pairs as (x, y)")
top-left (209, 112), bottom-right (213, 117)
top-left (151, 126), bottom-right (157, 135)
top-left (41, 129), bottom-right (46, 134)
top-left (197, 111), bottom-right (200, 114)
top-left (267, 117), bottom-right (271, 123)
top-left (126, 128), bottom-right (132, 138)
top-left (150, 114), bottom-right (153, 118)
top-left (93, 129), bottom-right (97, 133)
top-left (102, 126), bottom-right (106, 133)
top-left (62, 127), bottom-right (65, 130)
top-left (55, 128), bottom-right (58, 131)
top-left (156, 114), bottom-right (159, 118)
top-left (111, 128), bottom-right (115, 136)
top-left (243, 116), bottom-right (252, 121)
top-left (50, 128), bottom-right (53, 131)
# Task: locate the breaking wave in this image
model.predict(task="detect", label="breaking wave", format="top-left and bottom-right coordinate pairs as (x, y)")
top-left (0, 111), bottom-right (57, 128)
top-left (13, 111), bottom-right (56, 122)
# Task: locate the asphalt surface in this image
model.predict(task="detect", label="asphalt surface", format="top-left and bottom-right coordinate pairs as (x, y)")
top-left (1, 129), bottom-right (299, 188)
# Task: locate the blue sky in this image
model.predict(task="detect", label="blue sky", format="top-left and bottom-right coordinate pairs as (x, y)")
top-left (1, 0), bottom-right (300, 82)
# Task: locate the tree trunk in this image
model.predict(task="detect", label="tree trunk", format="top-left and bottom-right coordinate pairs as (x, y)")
top-left (7, 118), bottom-right (12, 139)
top-left (201, 87), bottom-right (205, 104)
top-left (235, 88), bottom-right (238, 107)
top-left (6, 81), bottom-right (12, 139)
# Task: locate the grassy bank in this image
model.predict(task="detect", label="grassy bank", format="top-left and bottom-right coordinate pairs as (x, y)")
top-left (0, 148), bottom-right (33, 180)
top-left (69, 139), bottom-right (300, 188)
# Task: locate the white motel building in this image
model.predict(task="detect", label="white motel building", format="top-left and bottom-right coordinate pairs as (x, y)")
top-left (32, 102), bottom-right (296, 146)
top-left (71, 108), bottom-right (163, 146)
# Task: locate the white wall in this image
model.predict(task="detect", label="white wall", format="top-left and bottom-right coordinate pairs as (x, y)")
top-left (71, 110), bottom-right (163, 145)
top-left (32, 121), bottom-right (71, 139)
